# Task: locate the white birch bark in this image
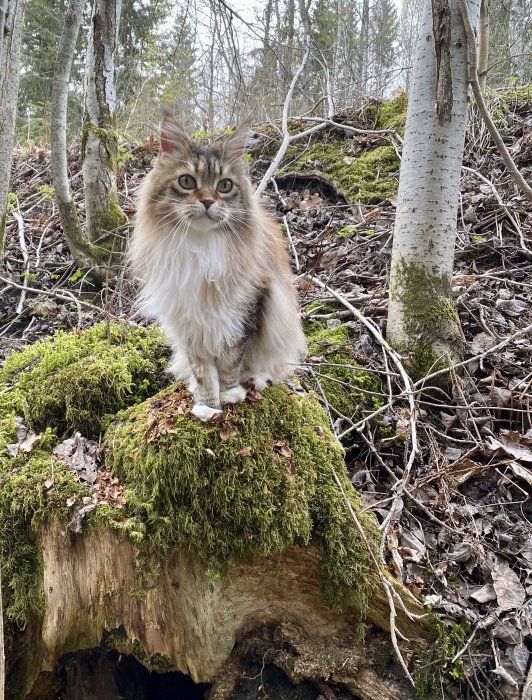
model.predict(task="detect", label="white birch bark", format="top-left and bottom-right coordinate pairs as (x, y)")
top-left (477, 0), bottom-right (489, 89)
top-left (387, 0), bottom-right (481, 375)
top-left (508, 0), bottom-right (525, 82)
top-left (82, 0), bottom-right (127, 253)
top-left (0, 0), bottom-right (25, 262)
top-left (50, 0), bottom-right (97, 271)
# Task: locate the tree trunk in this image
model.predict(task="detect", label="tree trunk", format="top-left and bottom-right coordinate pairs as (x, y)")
top-left (358, 0), bottom-right (370, 97)
top-left (0, 0), bottom-right (25, 265)
top-left (477, 0), bottom-right (489, 89)
top-left (51, 0), bottom-right (109, 279)
top-left (82, 0), bottom-right (127, 268)
top-left (508, 0), bottom-right (525, 83)
top-left (9, 522), bottom-right (428, 700)
top-left (386, 0), bottom-right (481, 378)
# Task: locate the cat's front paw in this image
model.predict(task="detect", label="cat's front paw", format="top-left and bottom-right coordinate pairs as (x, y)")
top-left (220, 385), bottom-right (247, 404)
top-left (191, 404), bottom-right (223, 422)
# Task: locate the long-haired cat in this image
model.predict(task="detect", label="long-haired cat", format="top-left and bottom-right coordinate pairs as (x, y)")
top-left (129, 113), bottom-right (306, 420)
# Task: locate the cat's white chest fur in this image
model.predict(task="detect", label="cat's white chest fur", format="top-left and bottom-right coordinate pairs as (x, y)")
top-left (140, 226), bottom-right (248, 357)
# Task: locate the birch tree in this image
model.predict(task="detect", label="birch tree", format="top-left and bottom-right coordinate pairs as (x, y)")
top-left (0, 0), bottom-right (26, 264)
top-left (50, 0), bottom-right (104, 275)
top-left (387, 0), bottom-right (481, 376)
top-left (82, 0), bottom-right (127, 269)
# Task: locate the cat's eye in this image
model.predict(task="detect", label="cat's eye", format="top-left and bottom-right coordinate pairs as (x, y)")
top-left (178, 174), bottom-right (197, 190)
top-left (217, 178), bottom-right (233, 193)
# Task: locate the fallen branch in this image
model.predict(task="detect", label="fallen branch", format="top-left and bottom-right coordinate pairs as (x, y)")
top-left (12, 209), bottom-right (29, 314)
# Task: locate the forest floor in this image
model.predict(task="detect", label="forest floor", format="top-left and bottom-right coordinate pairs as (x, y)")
top-left (1, 91), bottom-right (532, 699)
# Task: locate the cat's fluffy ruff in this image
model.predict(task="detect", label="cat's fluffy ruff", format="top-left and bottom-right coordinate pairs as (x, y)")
top-left (129, 116), bottom-right (306, 417)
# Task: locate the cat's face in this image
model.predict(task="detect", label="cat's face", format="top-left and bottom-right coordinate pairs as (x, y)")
top-left (146, 114), bottom-right (253, 234)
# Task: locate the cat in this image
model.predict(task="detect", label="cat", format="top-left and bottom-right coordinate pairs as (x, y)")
top-left (129, 113), bottom-right (306, 421)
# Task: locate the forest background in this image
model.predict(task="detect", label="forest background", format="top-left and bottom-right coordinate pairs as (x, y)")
top-left (1, 0), bottom-right (532, 697)
top-left (17, 0), bottom-right (532, 143)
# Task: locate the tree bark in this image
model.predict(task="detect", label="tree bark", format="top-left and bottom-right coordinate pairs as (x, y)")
top-left (386, 0), bottom-right (481, 378)
top-left (82, 0), bottom-right (127, 266)
top-left (0, 0), bottom-right (25, 265)
top-left (355, 0), bottom-right (370, 98)
top-left (477, 0), bottom-right (489, 89)
top-left (51, 0), bottom-right (107, 278)
top-left (9, 522), bottom-right (428, 700)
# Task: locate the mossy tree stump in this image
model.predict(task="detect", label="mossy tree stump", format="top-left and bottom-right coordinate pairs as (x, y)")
top-left (0, 324), bottom-right (430, 699)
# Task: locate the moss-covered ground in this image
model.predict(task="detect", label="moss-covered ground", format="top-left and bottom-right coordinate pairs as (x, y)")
top-left (0, 322), bottom-right (380, 629)
top-left (304, 308), bottom-right (383, 420)
top-left (284, 140), bottom-right (399, 205)
top-left (0, 322), bottom-right (171, 625)
top-left (255, 94), bottom-right (406, 205)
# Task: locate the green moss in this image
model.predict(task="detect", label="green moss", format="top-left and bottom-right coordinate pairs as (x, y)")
top-left (0, 322), bottom-right (171, 439)
top-left (0, 323), bottom-right (382, 631)
top-left (306, 322), bottom-right (382, 419)
top-left (0, 447), bottom-right (86, 624)
top-left (416, 615), bottom-right (471, 698)
top-left (0, 323), bottom-right (170, 626)
top-left (104, 383), bottom-right (379, 609)
top-left (390, 258), bottom-right (462, 378)
top-left (96, 195), bottom-right (128, 237)
top-left (375, 93), bottom-right (408, 134)
top-left (284, 140), bottom-right (399, 204)
top-left (81, 119), bottom-right (120, 172)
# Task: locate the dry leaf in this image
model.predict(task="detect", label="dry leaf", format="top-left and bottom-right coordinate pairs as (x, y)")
top-left (485, 431), bottom-right (532, 463)
top-left (470, 583), bottom-right (497, 603)
top-left (237, 446), bottom-right (252, 457)
top-left (491, 558), bottom-right (526, 612)
top-left (219, 423), bottom-right (239, 441)
top-left (275, 440), bottom-right (292, 457)
top-left (506, 461), bottom-right (532, 486)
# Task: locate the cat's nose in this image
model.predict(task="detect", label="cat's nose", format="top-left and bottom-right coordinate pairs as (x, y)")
top-left (201, 198), bottom-right (215, 209)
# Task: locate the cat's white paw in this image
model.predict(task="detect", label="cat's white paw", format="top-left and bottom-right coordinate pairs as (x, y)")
top-left (191, 404), bottom-right (222, 421)
top-left (253, 375), bottom-right (271, 391)
top-left (220, 385), bottom-right (247, 404)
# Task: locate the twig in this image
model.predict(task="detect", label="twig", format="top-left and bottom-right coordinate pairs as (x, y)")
top-left (13, 209), bottom-right (29, 314)
top-left (297, 115), bottom-right (403, 141)
top-left (461, 165), bottom-right (531, 257)
top-left (309, 275), bottom-right (418, 502)
top-left (459, 0), bottom-right (532, 205)
top-left (254, 46), bottom-right (329, 198)
top-left (412, 321), bottom-right (532, 389)
top-left (332, 470), bottom-right (416, 687)
top-left (0, 275), bottom-right (107, 317)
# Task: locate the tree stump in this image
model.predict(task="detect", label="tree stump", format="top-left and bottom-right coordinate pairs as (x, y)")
top-left (0, 323), bottom-right (431, 698)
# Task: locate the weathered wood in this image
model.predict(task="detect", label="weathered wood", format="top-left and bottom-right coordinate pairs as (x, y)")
top-left (13, 522), bottom-right (428, 699)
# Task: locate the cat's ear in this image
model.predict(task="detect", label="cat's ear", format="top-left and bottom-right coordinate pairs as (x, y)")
top-left (224, 121), bottom-right (251, 160)
top-left (159, 110), bottom-right (191, 156)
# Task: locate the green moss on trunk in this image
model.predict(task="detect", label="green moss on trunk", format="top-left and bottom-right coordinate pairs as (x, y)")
top-left (103, 383), bottom-right (380, 610)
top-left (0, 322), bottom-right (171, 438)
top-left (390, 258), bottom-right (463, 378)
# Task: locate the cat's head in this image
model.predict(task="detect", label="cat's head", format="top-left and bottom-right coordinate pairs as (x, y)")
top-left (146, 112), bottom-right (253, 232)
